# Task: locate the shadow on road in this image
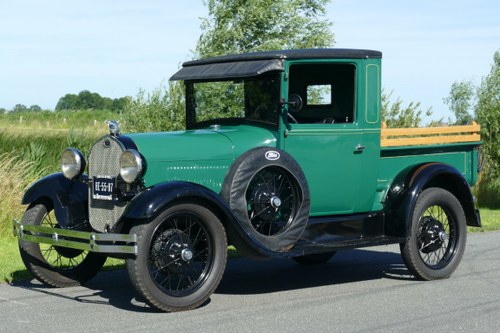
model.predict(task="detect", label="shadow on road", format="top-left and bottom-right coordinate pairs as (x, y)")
top-left (217, 248), bottom-right (413, 295)
top-left (8, 248), bottom-right (414, 312)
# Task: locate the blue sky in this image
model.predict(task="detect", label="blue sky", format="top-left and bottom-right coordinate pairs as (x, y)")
top-left (0, 0), bottom-right (498, 121)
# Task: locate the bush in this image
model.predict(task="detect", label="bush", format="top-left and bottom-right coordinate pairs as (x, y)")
top-left (121, 82), bottom-right (185, 133)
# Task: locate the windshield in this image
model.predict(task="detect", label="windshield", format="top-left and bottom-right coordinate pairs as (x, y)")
top-left (185, 73), bottom-right (281, 129)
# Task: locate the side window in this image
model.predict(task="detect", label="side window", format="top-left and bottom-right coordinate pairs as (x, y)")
top-left (288, 64), bottom-right (355, 124)
top-left (307, 84), bottom-right (332, 105)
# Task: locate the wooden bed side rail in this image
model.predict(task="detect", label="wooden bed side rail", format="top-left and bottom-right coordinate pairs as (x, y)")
top-left (381, 122), bottom-right (481, 147)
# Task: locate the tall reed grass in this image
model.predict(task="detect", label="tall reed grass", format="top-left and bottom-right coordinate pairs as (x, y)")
top-left (0, 154), bottom-right (42, 236)
top-left (0, 129), bottom-right (100, 235)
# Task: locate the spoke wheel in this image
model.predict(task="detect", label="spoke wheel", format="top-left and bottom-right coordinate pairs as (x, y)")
top-left (400, 188), bottom-right (466, 280)
top-left (127, 203), bottom-right (227, 312)
top-left (246, 166), bottom-right (300, 237)
top-left (19, 203), bottom-right (106, 287)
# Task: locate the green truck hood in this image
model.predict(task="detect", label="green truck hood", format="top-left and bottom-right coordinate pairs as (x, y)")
top-left (127, 125), bottom-right (277, 190)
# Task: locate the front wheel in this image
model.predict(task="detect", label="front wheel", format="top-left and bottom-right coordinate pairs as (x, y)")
top-left (19, 202), bottom-right (106, 287)
top-left (400, 188), bottom-right (466, 280)
top-left (126, 203), bottom-right (227, 312)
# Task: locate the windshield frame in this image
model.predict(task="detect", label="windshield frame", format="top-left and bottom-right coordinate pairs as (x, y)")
top-left (185, 72), bottom-right (283, 130)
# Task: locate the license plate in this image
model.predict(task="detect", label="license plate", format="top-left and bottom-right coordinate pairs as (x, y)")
top-left (92, 176), bottom-right (115, 201)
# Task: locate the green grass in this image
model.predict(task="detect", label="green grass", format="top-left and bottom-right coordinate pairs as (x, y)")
top-left (0, 237), bottom-right (32, 283)
top-left (0, 109), bottom-right (118, 131)
top-left (469, 208), bottom-right (500, 232)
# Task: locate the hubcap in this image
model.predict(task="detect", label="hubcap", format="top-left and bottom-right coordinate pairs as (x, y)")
top-left (419, 217), bottom-right (447, 253)
top-left (270, 196), bottom-right (282, 208)
top-left (181, 248), bottom-right (193, 261)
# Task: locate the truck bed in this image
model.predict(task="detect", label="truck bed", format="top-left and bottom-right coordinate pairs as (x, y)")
top-left (373, 123), bottom-right (481, 212)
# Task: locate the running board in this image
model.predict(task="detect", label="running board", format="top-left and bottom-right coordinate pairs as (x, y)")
top-left (290, 235), bottom-right (405, 257)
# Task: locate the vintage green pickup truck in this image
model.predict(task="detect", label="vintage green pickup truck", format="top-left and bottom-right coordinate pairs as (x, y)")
top-left (14, 49), bottom-right (481, 312)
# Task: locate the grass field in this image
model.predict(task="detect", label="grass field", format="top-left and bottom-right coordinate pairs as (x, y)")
top-left (0, 109), bottom-right (117, 131)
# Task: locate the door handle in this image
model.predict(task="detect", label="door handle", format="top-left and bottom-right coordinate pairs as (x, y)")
top-left (355, 144), bottom-right (365, 153)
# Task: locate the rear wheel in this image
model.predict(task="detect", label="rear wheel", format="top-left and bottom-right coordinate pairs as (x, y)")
top-left (19, 203), bottom-right (106, 287)
top-left (400, 188), bottom-right (466, 280)
top-left (126, 203), bottom-right (227, 312)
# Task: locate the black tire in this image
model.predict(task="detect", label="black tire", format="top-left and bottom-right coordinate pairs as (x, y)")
top-left (293, 251), bottom-right (336, 265)
top-left (126, 203), bottom-right (227, 312)
top-left (221, 147), bottom-right (310, 252)
top-left (19, 203), bottom-right (106, 287)
top-left (400, 188), bottom-right (467, 280)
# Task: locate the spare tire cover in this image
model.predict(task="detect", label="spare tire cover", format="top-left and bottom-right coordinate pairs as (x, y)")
top-left (221, 147), bottom-right (310, 252)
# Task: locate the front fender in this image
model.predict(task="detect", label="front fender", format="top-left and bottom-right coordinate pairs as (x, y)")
top-left (385, 163), bottom-right (481, 238)
top-left (122, 181), bottom-right (228, 220)
top-left (22, 173), bottom-right (88, 229)
top-left (121, 181), bottom-right (274, 258)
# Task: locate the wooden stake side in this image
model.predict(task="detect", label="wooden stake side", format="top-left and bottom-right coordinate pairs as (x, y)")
top-left (381, 122), bottom-right (481, 147)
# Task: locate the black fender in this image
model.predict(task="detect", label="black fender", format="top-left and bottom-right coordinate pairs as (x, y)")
top-left (120, 181), bottom-right (276, 258)
top-left (384, 163), bottom-right (481, 238)
top-left (22, 173), bottom-right (88, 229)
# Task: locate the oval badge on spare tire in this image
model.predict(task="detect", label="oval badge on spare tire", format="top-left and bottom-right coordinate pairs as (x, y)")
top-left (265, 151), bottom-right (280, 161)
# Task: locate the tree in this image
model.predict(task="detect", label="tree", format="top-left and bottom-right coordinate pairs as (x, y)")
top-left (75, 90), bottom-right (102, 109)
top-left (123, 0), bottom-right (336, 132)
top-left (381, 90), bottom-right (433, 128)
top-left (55, 91), bottom-right (129, 112)
top-left (55, 94), bottom-right (78, 110)
top-left (196, 0), bottom-right (334, 58)
top-left (444, 80), bottom-right (475, 125)
top-left (12, 104), bottom-right (28, 112)
top-left (474, 51), bottom-right (500, 206)
top-left (29, 105), bottom-right (42, 111)
top-left (111, 97), bottom-right (129, 112)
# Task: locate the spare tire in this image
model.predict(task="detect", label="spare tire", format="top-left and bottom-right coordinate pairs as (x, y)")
top-left (221, 147), bottom-right (310, 252)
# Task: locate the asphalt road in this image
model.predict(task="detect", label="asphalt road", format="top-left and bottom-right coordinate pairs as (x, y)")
top-left (1, 232), bottom-right (500, 333)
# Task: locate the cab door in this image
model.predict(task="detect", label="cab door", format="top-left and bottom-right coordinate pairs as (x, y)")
top-left (282, 61), bottom-right (379, 216)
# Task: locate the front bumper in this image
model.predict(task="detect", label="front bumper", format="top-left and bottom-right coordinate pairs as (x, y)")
top-left (13, 219), bottom-right (137, 255)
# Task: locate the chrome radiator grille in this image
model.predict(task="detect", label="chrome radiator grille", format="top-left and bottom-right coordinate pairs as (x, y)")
top-left (88, 136), bottom-right (127, 232)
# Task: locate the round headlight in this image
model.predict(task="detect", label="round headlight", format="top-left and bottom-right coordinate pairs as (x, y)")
top-left (61, 148), bottom-right (86, 179)
top-left (120, 149), bottom-right (143, 184)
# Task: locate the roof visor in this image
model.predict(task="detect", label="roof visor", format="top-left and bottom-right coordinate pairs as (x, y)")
top-left (170, 59), bottom-right (284, 81)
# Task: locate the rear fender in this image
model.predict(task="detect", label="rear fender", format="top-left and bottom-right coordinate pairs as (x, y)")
top-left (384, 163), bottom-right (480, 238)
top-left (22, 173), bottom-right (88, 229)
